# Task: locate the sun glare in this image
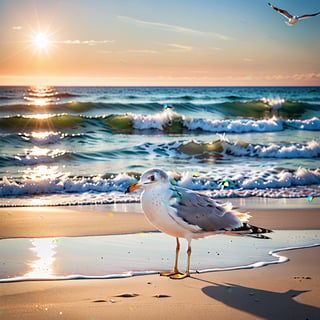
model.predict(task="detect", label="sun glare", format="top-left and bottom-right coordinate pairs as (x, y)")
top-left (32, 32), bottom-right (50, 52)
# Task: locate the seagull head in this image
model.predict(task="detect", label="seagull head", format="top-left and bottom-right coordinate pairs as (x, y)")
top-left (125, 168), bottom-right (169, 193)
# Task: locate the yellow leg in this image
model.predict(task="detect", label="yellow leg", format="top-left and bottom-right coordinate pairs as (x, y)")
top-left (160, 237), bottom-right (181, 277)
top-left (170, 241), bottom-right (191, 280)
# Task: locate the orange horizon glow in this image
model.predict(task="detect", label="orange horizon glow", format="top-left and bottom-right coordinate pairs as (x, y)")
top-left (0, 75), bottom-right (319, 87)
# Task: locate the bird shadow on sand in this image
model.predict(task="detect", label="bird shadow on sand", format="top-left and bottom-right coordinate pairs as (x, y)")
top-left (192, 277), bottom-right (319, 319)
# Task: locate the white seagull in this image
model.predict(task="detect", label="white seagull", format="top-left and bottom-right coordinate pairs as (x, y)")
top-left (126, 168), bottom-right (272, 279)
top-left (268, 3), bottom-right (320, 25)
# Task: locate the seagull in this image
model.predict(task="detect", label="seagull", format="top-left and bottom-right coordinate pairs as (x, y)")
top-left (268, 3), bottom-right (320, 25)
top-left (126, 168), bottom-right (272, 279)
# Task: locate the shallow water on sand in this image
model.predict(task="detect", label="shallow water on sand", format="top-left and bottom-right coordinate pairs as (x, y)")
top-left (0, 230), bottom-right (319, 282)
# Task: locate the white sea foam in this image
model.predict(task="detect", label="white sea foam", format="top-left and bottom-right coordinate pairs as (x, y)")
top-left (178, 167), bottom-right (320, 191)
top-left (1, 167), bottom-right (319, 203)
top-left (285, 117), bottom-right (320, 130)
top-left (140, 138), bottom-right (320, 159)
top-left (0, 172), bottom-right (134, 196)
top-left (185, 117), bottom-right (283, 133)
top-left (227, 140), bottom-right (320, 158)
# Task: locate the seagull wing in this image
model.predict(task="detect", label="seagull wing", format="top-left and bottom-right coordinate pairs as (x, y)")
top-left (170, 186), bottom-right (243, 232)
top-left (298, 12), bottom-right (320, 20)
top-left (268, 3), bottom-right (293, 19)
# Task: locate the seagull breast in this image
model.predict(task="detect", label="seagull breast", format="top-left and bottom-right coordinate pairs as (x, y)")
top-left (286, 16), bottom-right (298, 25)
top-left (141, 186), bottom-right (191, 238)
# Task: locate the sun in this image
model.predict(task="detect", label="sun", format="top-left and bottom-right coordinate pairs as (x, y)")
top-left (32, 32), bottom-right (50, 52)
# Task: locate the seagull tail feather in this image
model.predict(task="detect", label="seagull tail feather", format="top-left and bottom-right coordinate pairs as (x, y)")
top-left (230, 223), bottom-right (273, 239)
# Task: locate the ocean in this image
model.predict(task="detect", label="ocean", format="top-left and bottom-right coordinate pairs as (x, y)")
top-left (0, 85), bottom-right (319, 207)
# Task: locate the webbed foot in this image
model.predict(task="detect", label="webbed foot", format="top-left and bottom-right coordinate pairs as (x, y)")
top-left (169, 272), bottom-right (190, 280)
top-left (159, 271), bottom-right (181, 277)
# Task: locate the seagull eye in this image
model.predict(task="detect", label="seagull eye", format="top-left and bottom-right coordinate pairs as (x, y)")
top-left (148, 174), bottom-right (155, 182)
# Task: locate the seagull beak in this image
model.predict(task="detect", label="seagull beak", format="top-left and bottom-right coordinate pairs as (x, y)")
top-left (125, 182), bottom-right (142, 193)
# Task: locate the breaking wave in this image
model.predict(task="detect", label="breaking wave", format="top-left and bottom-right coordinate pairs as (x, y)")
top-left (0, 166), bottom-right (319, 201)
top-left (1, 111), bottom-right (319, 134)
top-left (139, 138), bottom-right (320, 159)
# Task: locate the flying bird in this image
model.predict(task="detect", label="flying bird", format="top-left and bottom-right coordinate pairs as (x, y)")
top-left (268, 3), bottom-right (320, 25)
top-left (126, 168), bottom-right (272, 279)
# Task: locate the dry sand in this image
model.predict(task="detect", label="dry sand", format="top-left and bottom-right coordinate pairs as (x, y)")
top-left (0, 203), bottom-right (319, 319)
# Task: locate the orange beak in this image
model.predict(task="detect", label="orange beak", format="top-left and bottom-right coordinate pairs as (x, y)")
top-left (125, 182), bottom-right (142, 193)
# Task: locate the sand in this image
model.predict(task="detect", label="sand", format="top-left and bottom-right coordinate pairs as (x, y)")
top-left (0, 201), bottom-right (319, 319)
top-left (1, 205), bottom-right (319, 239)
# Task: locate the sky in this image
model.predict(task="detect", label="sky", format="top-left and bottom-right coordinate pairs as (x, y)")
top-left (0, 0), bottom-right (319, 86)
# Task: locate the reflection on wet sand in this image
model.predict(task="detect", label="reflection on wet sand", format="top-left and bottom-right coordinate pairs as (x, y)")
top-left (24, 238), bottom-right (58, 278)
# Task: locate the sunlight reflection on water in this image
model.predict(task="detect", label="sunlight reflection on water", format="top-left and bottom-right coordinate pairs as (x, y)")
top-left (24, 238), bottom-right (58, 277)
top-left (24, 86), bottom-right (58, 107)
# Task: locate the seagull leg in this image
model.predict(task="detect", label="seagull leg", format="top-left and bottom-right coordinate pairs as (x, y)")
top-left (170, 240), bottom-right (191, 280)
top-left (160, 237), bottom-right (181, 276)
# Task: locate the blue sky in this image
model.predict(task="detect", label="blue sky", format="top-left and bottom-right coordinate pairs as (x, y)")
top-left (0, 0), bottom-right (319, 85)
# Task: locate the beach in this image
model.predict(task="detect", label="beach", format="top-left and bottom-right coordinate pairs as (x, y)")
top-left (1, 0), bottom-right (320, 318)
top-left (1, 201), bottom-right (319, 320)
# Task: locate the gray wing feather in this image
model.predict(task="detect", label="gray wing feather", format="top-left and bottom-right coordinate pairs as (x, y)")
top-left (268, 3), bottom-right (292, 19)
top-left (298, 12), bottom-right (320, 19)
top-left (171, 187), bottom-right (241, 231)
